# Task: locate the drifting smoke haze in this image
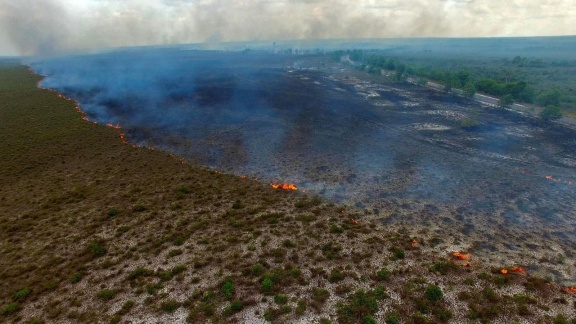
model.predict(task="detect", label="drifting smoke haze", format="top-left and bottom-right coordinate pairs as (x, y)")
top-left (29, 48), bottom-right (576, 246)
top-left (1, 0), bottom-right (575, 55)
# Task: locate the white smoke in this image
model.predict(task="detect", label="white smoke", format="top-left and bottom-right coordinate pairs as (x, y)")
top-left (0, 0), bottom-right (574, 55)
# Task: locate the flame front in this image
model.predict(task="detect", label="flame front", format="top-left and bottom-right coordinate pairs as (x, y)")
top-left (451, 252), bottom-right (470, 260)
top-left (270, 183), bottom-right (298, 191)
top-left (562, 287), bottom-right (576, 294)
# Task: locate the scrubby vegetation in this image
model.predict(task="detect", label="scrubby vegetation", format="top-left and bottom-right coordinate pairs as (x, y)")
top-left (335, 49), bottom-right (575, 117)
top-left (1, 63), bottom-right (575, 323)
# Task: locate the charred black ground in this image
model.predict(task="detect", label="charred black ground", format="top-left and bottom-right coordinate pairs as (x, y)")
top-left (32, 49), bottom-right (576, 277)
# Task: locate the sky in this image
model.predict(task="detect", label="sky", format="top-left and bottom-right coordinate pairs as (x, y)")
top-left (0, 0), bottom-right (574, 56)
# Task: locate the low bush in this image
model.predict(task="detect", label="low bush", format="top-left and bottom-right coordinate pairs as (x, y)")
top-left (160, 299), bottom-right (180, 313)
top-left (425, 285), bottom-right (443, 302)
top-left (97, 289), bottom-right (116, 300)
top-left (1, 303), bottom-right (20, 316)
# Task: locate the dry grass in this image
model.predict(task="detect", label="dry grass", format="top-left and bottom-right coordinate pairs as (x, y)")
top-left (1, 64), bottom-right (575, 323)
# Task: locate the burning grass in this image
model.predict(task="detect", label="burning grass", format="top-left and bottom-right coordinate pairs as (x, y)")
top-left (1, 64), bottom-right (575, 323)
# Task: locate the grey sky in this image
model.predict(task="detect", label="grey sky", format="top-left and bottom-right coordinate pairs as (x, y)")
top-left (0, 0), bottom-right (574, 56)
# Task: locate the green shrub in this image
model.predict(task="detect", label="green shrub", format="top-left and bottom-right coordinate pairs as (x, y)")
top-left (230, 300), bottom-right (243, 312)
top-left (289, 268), bottom-right (302, 278)
top-left (295, 299), bottom-right (307, 315)
top-left (156, 270), bottom-right (173, 282)
top-left (224, 301), bottom-right (243, 316)
top-left (425, 285), bottom-right (443, 302)
top-left (362, 315), bottom-right (377, 324)
top-left (540, 105), bottom-right (562, 121)
top-left (107, 208), bottom-right (119, 217)
top-left (167, 249), bottom-right (183, 258)
top-left (274, 294), bottom-right (288, 304)
top-left (146, 283), bottom-right (164, 295)
top-left (69, 272), bottom-right (83, 283)
top-left (14, 288), bottom-right (31, 300)
top-left (337, 290), bottom-right (378, 322)
top-left (433, 306), bottom-right (453, 322)
top-left (262, 278), bottom-right (273, 293)
top-left (176, 186), bottom-right (191, 195)
top-left (385, 312), bottom-right (401, 324)
top-left (97, 289), bottom-right (116, 300)
top-left (430, 261), bottom-right (458, 275)
top-left (116, 300), bottom-right (135, 315)
top-left (329, 269), bottom-right (346, 283)
top-left (172, 264), bottom-right (187, 276)
top-left (127, 267), bottom-right (153, 280)
top-left (1, 303), bottom-right (20, 316)
top-left (160, 299), bottom-right (180, 313)
top-left (312, 288), bottom-right (330, 302)
top-left (373, 286), bottom-right (389, 300)
top-left (390, 247), bottom-right (405, 260)
top-left (232, 200), bottom-right (243, 209)
top-left (282, 239), bottom-right (296, 248)
top-left (330, 224), bottom-right (344, 234)
top-left (376, 268), bottom-right (390, 280)
top-left (554, 314), bottom-right (569, 324)
top-left (252, 264), bottom-right (264, 276)
top-left (221, 280), bottom-right (234, 299)
top-left (87, 240), bottom-right (107, 257)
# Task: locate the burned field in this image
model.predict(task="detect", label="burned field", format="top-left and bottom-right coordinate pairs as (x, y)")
top-left (3, 53), bottom-right (576, 323)
top-left (32, 50), bottom-right (576, 279)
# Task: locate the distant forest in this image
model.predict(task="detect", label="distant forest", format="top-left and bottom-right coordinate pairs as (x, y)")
top-left (334, 49), bottom-right (575, 114)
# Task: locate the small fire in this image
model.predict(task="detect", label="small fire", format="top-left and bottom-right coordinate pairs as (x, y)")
top-left (105, 123), bottom-right (121, 129)
top-left (349, 218), bottom-right (359, 225)
top-left (240, 175), bottom-right (247, 179)
top-left (452, 252), bottom-right (470, 260)
top-left (510, 266), bottom-right (526, 274)
top-left (545, 175), bottom-right (573, 185)
top-left (270, 183), bottom-right (298, 191)
top-left (562, 287), bottom-right (576, 294)
top-left (500, 269), bottom-right (508, 274)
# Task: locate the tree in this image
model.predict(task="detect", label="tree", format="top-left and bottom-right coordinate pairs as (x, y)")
top-left (442, 74), bottom-right (457, 93)
top-left (539, 105), bottom-right (562, 121)
top-left (463, 82), bottom-right (476, 99)
top-left (498, 94), bottom-right (514, 108)
top-left (536, 90), bottom-right (561, 107)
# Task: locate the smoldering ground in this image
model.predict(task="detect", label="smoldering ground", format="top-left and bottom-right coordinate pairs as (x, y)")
top-left (30, 49), bottom-right (576, 251)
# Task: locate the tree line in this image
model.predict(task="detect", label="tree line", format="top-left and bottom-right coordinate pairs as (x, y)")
top-left (332, 50), bottom-right (563, 120)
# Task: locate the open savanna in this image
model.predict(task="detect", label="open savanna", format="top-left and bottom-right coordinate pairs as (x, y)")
top-left (0, 64), bottom-right (575, 323)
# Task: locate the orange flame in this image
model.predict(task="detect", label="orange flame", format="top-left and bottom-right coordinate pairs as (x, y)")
top-left (451, 252), bottom-right (470, 260)
top-left (500, 269), bottom-right (508, 274)
top-left (105, 123), bottom-right (121, 129)
top-left (270, 183), bottom-right (298, 191)
top-left (510, 266), bottom-right (526, 274)
top-left (545, 175), bottom-right (573, 185)
top-left (562, 287), bottom-right (576, 294)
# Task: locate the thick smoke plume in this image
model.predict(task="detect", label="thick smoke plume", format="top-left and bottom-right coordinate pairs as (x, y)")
top-left (1, 0), bottom-right (574, 56)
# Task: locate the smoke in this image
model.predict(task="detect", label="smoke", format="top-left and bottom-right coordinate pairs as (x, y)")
top-left (1, 0), bottom-right (574, 56)
top-left (30, 48), bottom-right (576, 224)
